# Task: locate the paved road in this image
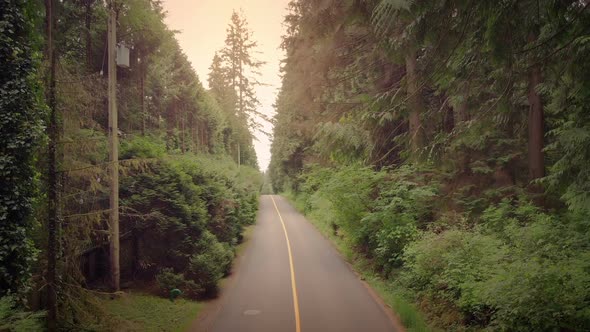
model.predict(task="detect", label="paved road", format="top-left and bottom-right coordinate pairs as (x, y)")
top-left (194, 195), bottom-right (398, 332)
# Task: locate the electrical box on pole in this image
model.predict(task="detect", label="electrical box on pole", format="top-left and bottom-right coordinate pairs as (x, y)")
top-left (116, 43), bottom-right (130, 68)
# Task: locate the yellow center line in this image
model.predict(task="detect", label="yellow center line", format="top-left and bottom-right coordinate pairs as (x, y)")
top-left (270, 195), bottom-right (301, 332)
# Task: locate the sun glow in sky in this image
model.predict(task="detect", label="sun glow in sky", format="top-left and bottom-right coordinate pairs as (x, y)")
top-left (162, 0), bottom-right (291, 171)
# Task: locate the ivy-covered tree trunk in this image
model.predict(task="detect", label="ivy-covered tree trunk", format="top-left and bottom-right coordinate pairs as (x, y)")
top-left (0, 0), bottom-right (43, 297)
top-left (45, 0), bottom-right (59, 329)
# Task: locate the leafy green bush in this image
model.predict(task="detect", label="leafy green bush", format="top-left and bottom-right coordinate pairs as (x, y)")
top-left (298, 165), bottom-right (384, 248)
top-left (156, 268), bottom-right (202, 298)
top-left (402, 200), bottom-right (590, 330)
top-left (188, 232), bottom-right (234, 295)
top-left (364, 166), bottom-right (437, 274)
top-left (402, 229), bottom-right (505, 327)
top-left (477, 209), bottom-right (590, 330)
top-left (120, 141), bottom-right (260, 298)
top-left (0, 296), bottom-right (44, 332)
top-left (121, 135), bottom-right (166, 159)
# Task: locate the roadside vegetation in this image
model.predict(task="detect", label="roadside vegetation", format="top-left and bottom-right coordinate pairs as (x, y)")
top-left (1, 1), bottom-right (263, 330)
top-left (98, 292), bottom-right (201, 332)
top-left (271, 1), bottom-right (590, 331)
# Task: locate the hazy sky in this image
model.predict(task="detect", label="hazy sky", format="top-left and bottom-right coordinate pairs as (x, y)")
top-left (162, 0), bottom-right (291, 171)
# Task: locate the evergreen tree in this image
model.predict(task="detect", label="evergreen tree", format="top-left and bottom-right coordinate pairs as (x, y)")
top-left (221, 10), bottom-right (265, 130)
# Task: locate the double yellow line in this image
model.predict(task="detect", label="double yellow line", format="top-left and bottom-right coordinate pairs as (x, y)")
top-left (270, 195), bottom-right (301, 332)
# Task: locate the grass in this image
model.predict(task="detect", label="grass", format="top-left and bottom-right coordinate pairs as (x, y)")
top-left (283, 192), bottom-right (433, 332)
top-left (98, 224), bottom-right (255, 331)
top-left (99, 292), bottom-right (202, 332)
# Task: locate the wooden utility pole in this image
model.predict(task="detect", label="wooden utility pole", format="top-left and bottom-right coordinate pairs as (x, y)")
top-left (107, 2), bottom-right (120, 292)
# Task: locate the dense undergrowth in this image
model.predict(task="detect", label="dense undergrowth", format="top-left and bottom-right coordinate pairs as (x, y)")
top-left (121, 136), bottom-right (262, 298)
top-left (287, 165), bottom-right (590, 331)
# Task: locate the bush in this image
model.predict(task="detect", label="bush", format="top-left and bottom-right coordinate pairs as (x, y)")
top-left (0, 296), bottom-right (44, 332)
top-left (477, 211), bottom-right (590, 330)
top-left (402, 201), bottom-right (590, 330)
top-left (188, 232), bottom-right (234, 295)
top-left (298, 165), bottom-right (384, 248)
top-left (364, 166), bottom-right (437, 274)
top-left (402, 229), bottom-right (505, 327)
top-left (121, 136), bottom-right (166, 159)
top-left (120, 147), bottom-right (260, 299)
top-left (156, 268), bottom-right (202, 299)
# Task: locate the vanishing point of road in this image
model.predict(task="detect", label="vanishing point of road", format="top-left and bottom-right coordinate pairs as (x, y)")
top-left (193, 195), bottom-right (399, 332)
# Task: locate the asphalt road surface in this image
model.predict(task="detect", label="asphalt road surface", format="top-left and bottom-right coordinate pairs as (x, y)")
top-left (194, 195), bottom-right (398, 332)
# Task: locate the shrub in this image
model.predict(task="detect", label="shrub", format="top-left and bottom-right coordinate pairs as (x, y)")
top-left (0, 296), bottom-right (44, 331)
top-left (188, 232), bottom-right (234, 295)
top-left (121, 136), bottom-right (166, 159)
top-left (364, 166), bottom-right (437, 274)
top-left (477, 213), bottom-right (590, 330)
top-left (300, 165), bottom-right (384, 249)
top-left (155, 268), bottom-right (202, 299)
top-left (402, 201), bottom-right (590, 330)
top-left (402, 229), bottom-right (505, 326)
top-left (120, 149), bottom-right (260, 298)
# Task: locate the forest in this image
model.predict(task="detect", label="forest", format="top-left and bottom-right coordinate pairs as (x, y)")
top-left (1, 0), bottom-right (263, 330)
top-left (270, 0), bottom-right (590, 331)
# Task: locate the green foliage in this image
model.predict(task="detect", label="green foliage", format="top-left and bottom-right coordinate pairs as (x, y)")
top-left (121, 138), bottom-right (261, 297)
top-left (402, 230), bottom-right (505, 327)
top-left (187, 231), bottom-right (234, 295)
top-left (121, 136), bottom-right (166, 159)
top-left (271, 2), bottom-right (590, 329)
top-left (303, 165), bottom-right (382, 236)
top-left (99, 292), bottom-right (201, 332)
top-left (366, 167), bottom-right (437, 274)
top-left (156, 268), bottom-right (202, 298)
top-left (0, 0), bottom-right (43, 296)
top-left (291, 163), bottom-right (590, 330)
top-left (0, 296), bottom-right (44, 331)
top-left (543, 30), bottom-right (590, 214)
top-left (402, 201), bottom-right (590, 330)
top-left (298, 165), bottom-right (437, 276)
top-left (0, 0), bottom-right (262, 327)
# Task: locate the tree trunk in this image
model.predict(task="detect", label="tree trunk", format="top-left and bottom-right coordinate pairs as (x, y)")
top-left (238, 48), bottom-right (243, 117)
top-left (84, 0), bottom-right (93, 69)
top-left (405, 50), bottom-right (425, 160)
top-left (140, 52), bottom-right (145, 136)
top-left (454, 92), bottom-right (469, 124)
top-left (181, 111), bottom-right (186, 153)
top-left (528, 34), bottom-right (545, 180)
top-left (45, 0), bottom-right (58, 329)
top-left (454, 90), bottom-right (470, 172)
top-left (192, 115), bottom-right (197, 152)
